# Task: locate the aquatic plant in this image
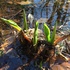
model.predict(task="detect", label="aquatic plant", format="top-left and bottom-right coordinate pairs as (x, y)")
top-left (43, 22), bottom-right (57, 45)
top-left (23, 9), bottom-right (28, 30)
top-left (0, 17), bottom-right (31, 43)
top-left (43, 22), bottom-right (70, 61)
top-left (1, 10), bottom-right (28, 31)
top-left (1, 17), bottom-right (70, 62)
top-left (43, 23), bottom-right (51, 43)
top-left (33, 21), bottom-right (39, 46)
top-left (1, 18), bottom-right (22, 32)
top-left (50, 22), bottom-right (57, 44)
top-left (0, 17), bottom-right (39, 47)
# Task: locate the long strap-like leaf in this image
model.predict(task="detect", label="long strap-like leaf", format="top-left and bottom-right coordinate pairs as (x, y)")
top-left (1, 18), bottom-right (22, 31)
top-left (51, 22), bottom-right (57, 44)
top-left (43, 23), bottom-right (51, 43)
top-left (33, 21), bottom-right (39, 46)
top-left (23, 9), bottom-right (28, 30)
top-left (1, 18), bottom-right (31, 43)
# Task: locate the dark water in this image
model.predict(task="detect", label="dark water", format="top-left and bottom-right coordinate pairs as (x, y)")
top-left (33, 0), bottom-right (70, 33)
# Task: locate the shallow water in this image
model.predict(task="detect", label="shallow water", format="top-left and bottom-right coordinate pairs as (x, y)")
top-left (33, 0), bottom-right (70, 33)
top-left (34, 0), bottom-right (53, 19)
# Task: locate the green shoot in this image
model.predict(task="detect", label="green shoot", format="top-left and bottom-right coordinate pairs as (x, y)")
top-left (43, 23), bottom-right (51, 43)
top-left (43, 23), bottom-right (57, 45)
top-left (23, 9), bottom-right (28, 30)
top-left (1, 18), bottom-right (22, 31)
top-left (51, 22), bottom-right (57, 44)
top-left (33, 21), bottom-right (39, 46)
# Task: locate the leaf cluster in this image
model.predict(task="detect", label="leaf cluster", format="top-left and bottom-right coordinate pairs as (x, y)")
top-left (0, 10), bottom-right (57, 47)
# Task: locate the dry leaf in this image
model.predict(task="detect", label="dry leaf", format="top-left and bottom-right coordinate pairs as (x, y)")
top-left (17, 1), bottom-right (32, 5)
top-left (54, 34), bottom-right (70, 46)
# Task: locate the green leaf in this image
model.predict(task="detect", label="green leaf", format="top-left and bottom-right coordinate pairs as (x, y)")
top-left (51, 22), bottom-right (57, 44)
top-left (23, 9), bottom-right (28, 30)
top-left (43, 23), bottom-right (51, 42)
top-left (1, 18), bottom-right (22, 31)
top-left (33, 21), bottom-right (39, 46)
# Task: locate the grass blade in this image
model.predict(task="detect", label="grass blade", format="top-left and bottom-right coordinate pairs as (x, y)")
top-left (23, 9), bottom-right (28, 30)
top-left (33, 21), bottom-right (39, 46)
top-left (51, 22), bottom-right (57, 44)
top-left (1, 18), bottom-right (22, 31)
top-left (43, 23), bottom-right (51, 43)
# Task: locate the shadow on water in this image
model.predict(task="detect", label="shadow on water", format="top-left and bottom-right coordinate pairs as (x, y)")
top-left (0, 38), bottom-right (24, 70)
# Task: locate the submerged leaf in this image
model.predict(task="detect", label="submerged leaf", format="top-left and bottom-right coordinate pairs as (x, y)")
top-left (33, 21), bottom-right (39, 46)
top-left (1, 18), bottom-right (22, 31)
top-left (51, 22), bottom-right (57, 44)
top-left (43, 23), bottom-right (51, 42)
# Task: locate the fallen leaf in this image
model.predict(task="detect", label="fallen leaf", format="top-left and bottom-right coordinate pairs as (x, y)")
top-left (17, 1), bottom-right (32, 5)
top-left (54, 34), bottom-right (70, 45)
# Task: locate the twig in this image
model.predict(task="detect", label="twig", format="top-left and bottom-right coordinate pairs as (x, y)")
top-left (10, 9), bottom-right (23, 19)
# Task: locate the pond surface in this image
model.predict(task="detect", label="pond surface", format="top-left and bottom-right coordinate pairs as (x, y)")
top-left (32, 0), bottom-right (70, 33)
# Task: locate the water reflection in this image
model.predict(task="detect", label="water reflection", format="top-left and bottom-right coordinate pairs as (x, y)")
top-left (33, 0), bottom-right (70, 31)
top-left (33, 0), bottom-right (53, 19)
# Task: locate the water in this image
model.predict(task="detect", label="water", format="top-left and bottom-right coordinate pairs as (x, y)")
top-left (32, 0), bottom-right (70, 33)
top-left (34, 0), bottom-right (53, 19)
